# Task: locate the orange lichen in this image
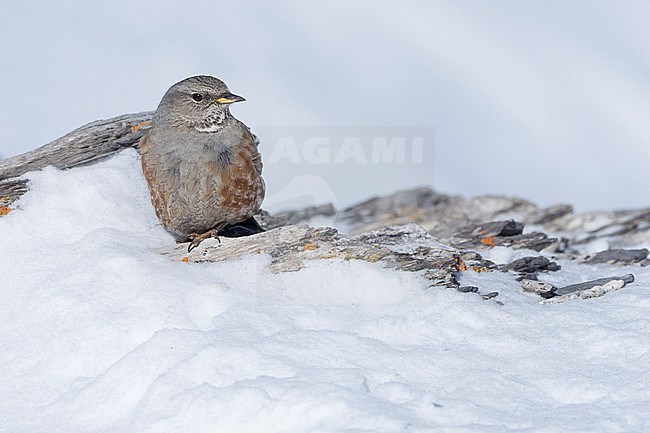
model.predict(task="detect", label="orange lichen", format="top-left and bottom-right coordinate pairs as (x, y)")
top-left (181, 257), bottom-right (189, 262)
top-left (130, 120), bottom-right (152, 132)
top-left (480, 236), bottom-right (496, 247)
top-left (471, 265), bottom-right (491, 273)
top-left (454, 257), bottom-right (468, 271)
top-left (0, 205), bottom-right (11, 216)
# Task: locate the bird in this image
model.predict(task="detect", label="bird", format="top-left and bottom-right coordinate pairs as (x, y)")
top-left (140, 75), bottom-right (265, 252)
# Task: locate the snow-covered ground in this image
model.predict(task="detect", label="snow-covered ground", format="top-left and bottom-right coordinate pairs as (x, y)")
top-left (2, 151), bottom-right (649, 432)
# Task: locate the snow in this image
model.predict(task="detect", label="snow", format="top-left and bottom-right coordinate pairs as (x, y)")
top-left (2, 151), bottom-right (650, 432)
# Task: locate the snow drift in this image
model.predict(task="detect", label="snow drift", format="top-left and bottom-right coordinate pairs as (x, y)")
top-left (1, 150), bottom-right (649, 432)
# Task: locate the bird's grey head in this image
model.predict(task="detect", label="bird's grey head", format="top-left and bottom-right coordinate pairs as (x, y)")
top-left (154, 75), bottom-right (245, 132)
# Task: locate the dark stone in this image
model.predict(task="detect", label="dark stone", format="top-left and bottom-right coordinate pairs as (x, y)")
top-left (451, 229), bottom-right (556, 252)
top-left (553, 274), bottom-right (635, 297)
top-left (481, 292), bottom-right (499, 300)
top-left (457, 286), bottom-right (479, 293)
top-left (584, 249), bottom-right (649, 265)
top-left (499, 221), bottom-right (525, 236)
top-left (455, 220), bottom-right (524, 239)
top-left (499, 256), bottom-right (561, 274)
top-left (503, 233), bottom-right (556, 252)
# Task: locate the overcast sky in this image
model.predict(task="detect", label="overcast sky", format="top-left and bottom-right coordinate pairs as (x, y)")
top-left (1, 1), bottom-right (649, 212)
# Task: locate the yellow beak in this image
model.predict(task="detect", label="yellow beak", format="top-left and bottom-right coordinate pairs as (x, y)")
top-left (215, 93), bottom-right (246, 104)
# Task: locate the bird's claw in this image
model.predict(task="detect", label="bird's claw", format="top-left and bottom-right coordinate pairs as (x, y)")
top-left (187, 229), bottom-right (221, 253)
top-left (187, 238), bottom-right (201, 253)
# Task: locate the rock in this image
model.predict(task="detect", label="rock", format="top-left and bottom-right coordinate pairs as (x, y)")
top-left (161, 223), bottom-right (464, 289)
top-left (541, 274), bottom-right (635, 299)
top-left (457, 286), bottom-right (479, 293)
top-left (339, 188), bottom-right (542, 238)
top-left (543, 209), bottom-right (650, 249)
top-left (338, 187), bottom-right (650, 253)
top-left (499, 256), bottom-right (561, 278)
top-left (584, 249), bottom-right (649, 265)
top-left (540, 279), bottom-right (630, 304)
top-left (519, 279), bottom-right (558, 294)
top-left (453, 220), bottom-right (524, 238)
top-left (447, 221), bottom-right (556, 252)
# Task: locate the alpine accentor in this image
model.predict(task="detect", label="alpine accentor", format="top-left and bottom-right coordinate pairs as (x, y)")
top-left (140, 75), bottom-right (265, 251)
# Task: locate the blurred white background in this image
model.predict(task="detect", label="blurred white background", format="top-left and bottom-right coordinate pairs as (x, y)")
top-left (1, 1), bottom-right (648, 211)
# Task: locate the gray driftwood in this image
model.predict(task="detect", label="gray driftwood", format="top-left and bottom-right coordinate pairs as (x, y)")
top-left (161, 223), bottom-right (473, 289)
top-left (0, 112), bottom-right (153, 203)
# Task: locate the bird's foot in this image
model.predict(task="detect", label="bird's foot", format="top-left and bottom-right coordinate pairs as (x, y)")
top-left (187, 229), bottom-right (221, 253)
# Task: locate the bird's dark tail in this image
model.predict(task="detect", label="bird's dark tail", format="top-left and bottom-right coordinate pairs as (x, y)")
top-left (217, 217), bottom-right (265, 238)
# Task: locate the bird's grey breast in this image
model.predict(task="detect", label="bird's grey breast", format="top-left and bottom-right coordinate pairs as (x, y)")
top-left (151, 127), bottom-right (241, 233)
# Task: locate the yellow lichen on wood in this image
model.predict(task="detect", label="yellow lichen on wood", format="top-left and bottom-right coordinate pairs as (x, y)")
top-left (130, 120), bottom-right (153, 132)
top-left (365, 254), bottom-right (382, 262)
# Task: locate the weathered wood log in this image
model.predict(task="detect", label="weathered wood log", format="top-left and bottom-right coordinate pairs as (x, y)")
top-left (0, 111), bottom-right (153, 203)
top-left (161, 223), bottom-right (467, 289)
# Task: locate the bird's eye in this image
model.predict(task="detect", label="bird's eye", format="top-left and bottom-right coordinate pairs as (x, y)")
top-left (191, 93), bottom-right (203, 102)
